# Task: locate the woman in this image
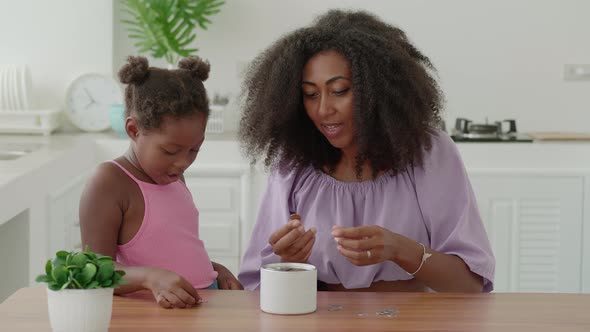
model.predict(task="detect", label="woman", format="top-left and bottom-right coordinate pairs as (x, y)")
top-left (238, 9), bottom-right (494, 293)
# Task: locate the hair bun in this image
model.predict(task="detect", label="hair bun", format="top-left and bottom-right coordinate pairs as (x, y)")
top-left (118, 56), bottom-right (149, 84)
top-left (178, 56), bottom-right (210, 81)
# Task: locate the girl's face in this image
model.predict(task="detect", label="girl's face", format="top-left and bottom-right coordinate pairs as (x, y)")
top-left (132, 112), bottom-right (207, 185)
top-left (302, 50), bottom-right (356, 154)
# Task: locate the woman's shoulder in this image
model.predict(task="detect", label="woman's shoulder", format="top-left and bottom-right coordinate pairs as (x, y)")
top-left (421, 128), bottom-right (463, 168)
top-left (427, 128), bottom-right (459, 154)
top-left (268, 164), bottom-right (317, 189)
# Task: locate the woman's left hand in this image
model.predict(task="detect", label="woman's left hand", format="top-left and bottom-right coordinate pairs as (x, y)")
top-left (331, 225), bottom-right (400, 266)
top-left (212, 262), bottom-right (243, 290)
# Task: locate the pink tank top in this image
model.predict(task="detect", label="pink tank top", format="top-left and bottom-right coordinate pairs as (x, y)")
top-left (110, 161), bottom-right (217, 289)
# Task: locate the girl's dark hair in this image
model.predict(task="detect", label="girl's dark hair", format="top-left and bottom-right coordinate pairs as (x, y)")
top-left (118, 56), bottom-right (211, 130)
top-left (239, 9), bottom-right (443, 177)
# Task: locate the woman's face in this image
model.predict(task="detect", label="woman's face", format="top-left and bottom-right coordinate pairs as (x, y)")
top-left (133, 112), bottom-right (207, 185)
top-left (302, 50), bottom-right (356, 153)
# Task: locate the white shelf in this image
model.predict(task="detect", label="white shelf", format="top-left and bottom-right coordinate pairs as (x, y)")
top-left (0, 109), bottom-right (61, 136)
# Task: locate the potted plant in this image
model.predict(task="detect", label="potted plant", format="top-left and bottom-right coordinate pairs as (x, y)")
top-left (120, 0), bottom-right (224, 67)
top-left (36, 247), bottom-right (126, 332)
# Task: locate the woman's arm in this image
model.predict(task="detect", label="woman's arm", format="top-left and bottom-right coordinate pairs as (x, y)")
top-left (389, 232), bottom-right (483, 292)
top-left (332, 225), bottom-right (483, 292)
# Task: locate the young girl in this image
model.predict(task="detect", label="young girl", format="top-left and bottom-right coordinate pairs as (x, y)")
top-left (80, 56), bottom-right (242, 309)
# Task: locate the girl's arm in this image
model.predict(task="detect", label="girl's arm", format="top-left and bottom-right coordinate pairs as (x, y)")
top-left (80, 162), bottom-right (200, 307)
top-left (211, 261), bottom-right (243, 290)
top-left (79, 162), bottom-right (129, 293)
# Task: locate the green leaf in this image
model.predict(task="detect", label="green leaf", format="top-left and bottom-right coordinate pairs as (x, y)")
top-left (53, 251), bottom-right (68, 266)
top-left (35, 274), bottom-right (51, 283)
top-left (97, 262), bottom-right (115, 283)
top-left (66, 265), bottom-right (82, 274)
top-left (96, 256), bottom-right (113, 263)
top-left (77, 263), bottom-right (98, 287)
top-left (51, 265), bottom-right (68, 286)
top-left (45, 259), bottom-right (52, 276)
top-left (102, 279), bottom-right (113, 287)
top-left (56, 250), bottom-right (69, 259)
top-left (87, 281), bottom-right (100, 289)
top-left (60, 280), bottom-right (72, 290)
top-left (48, 282), bottom-right (61, 291)
top-left (177, 34), bottom-right (196, 48)
top-left (71, 252), bottom-right (88, 268)
top-left (52, 256), bottom-right (66, 267)
top-left (71, 277), bottom-right (83, 289)
top-left (120, 0), bottom-right (224, 60)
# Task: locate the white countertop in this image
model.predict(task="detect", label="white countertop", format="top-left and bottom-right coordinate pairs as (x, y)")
top-left (0, 130), bottom-right (246, 225)
top-left (457, 141), bottom-right (590, 172)
top-left (3, 131), bottom-right (590, 188)
top-left (0, 130), bottom-right (242, 176)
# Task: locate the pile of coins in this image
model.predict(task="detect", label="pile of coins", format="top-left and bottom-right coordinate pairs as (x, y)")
top-left (326, 304), bottom-right (399, 318)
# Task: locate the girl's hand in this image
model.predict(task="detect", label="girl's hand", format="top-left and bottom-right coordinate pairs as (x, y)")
top-left (268, 218), bottom-right (317, 263)
top-left (331, 225), bottom-right (400, 266)
top-left (212, 262), bottom-right (243, 290)
top-left (143, 267), bottom-right (201, 309)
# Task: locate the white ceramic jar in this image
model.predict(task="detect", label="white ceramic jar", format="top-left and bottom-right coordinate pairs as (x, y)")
top-left (260, 262), bottom-right (317, 315)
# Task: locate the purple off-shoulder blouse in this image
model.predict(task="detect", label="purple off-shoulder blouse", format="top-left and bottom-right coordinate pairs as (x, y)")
top-left (238, 131), bottom-right (495, 292)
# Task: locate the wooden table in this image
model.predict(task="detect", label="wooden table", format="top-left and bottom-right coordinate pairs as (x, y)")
top-left (1, 287), bottom-right (589, 331)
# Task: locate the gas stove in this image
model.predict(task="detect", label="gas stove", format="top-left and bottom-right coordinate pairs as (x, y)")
top-left (450, 118), bottom-right (532, 142)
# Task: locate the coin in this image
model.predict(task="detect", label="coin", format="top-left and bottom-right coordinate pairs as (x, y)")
top-left (328, 304), bottom-right (343, 311)
top-left (376, 308), bottom-right (399, 317)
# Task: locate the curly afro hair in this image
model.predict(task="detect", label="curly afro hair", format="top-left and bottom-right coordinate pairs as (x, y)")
top-left (118, 55), bottom-right (211, 130)
top-left (239, 9), bottom-right (443, 177)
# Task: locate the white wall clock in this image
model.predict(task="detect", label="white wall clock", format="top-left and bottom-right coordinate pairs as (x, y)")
top-left (65, 73), bottom-right (123, 132)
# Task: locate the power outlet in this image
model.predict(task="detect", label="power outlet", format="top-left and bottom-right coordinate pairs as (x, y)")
top-left (563, 64), bottom-right (590, 81)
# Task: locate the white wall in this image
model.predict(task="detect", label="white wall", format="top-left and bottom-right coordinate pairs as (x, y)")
top-left (1, 1), bottom-right (587, 133)
top-left (113, 0), bottom-right (590, 133)
top-left (0, 0), bottom-right (113, 129)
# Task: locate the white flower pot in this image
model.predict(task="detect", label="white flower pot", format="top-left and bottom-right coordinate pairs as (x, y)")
top-left (46, 288), bottom-right (114, 332)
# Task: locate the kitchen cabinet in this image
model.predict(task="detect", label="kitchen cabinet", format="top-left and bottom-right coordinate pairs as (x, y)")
top-left (47, 172), bottom-right (89, 254)
top-left (470, 173), bottom-right (584, 293)
top-left (184, 167), bottom-right (251, 277)
top-left (0, 211), bottom-right (29, 302)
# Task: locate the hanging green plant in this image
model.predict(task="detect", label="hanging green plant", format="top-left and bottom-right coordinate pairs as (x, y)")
top-left (121, 0), bottom-right (224, 65)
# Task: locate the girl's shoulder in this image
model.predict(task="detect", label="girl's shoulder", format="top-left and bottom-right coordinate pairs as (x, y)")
top-left (85, 159), bottom-right (137, 197)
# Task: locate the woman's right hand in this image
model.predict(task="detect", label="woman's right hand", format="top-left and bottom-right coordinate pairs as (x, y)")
top-left (268, 218), bottom-right (317, 263)
top-left (143, 267), bottom-right (201, 309)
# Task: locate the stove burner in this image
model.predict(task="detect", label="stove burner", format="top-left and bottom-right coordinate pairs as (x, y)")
top-left (451, 118), bottom-right (532, 142)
